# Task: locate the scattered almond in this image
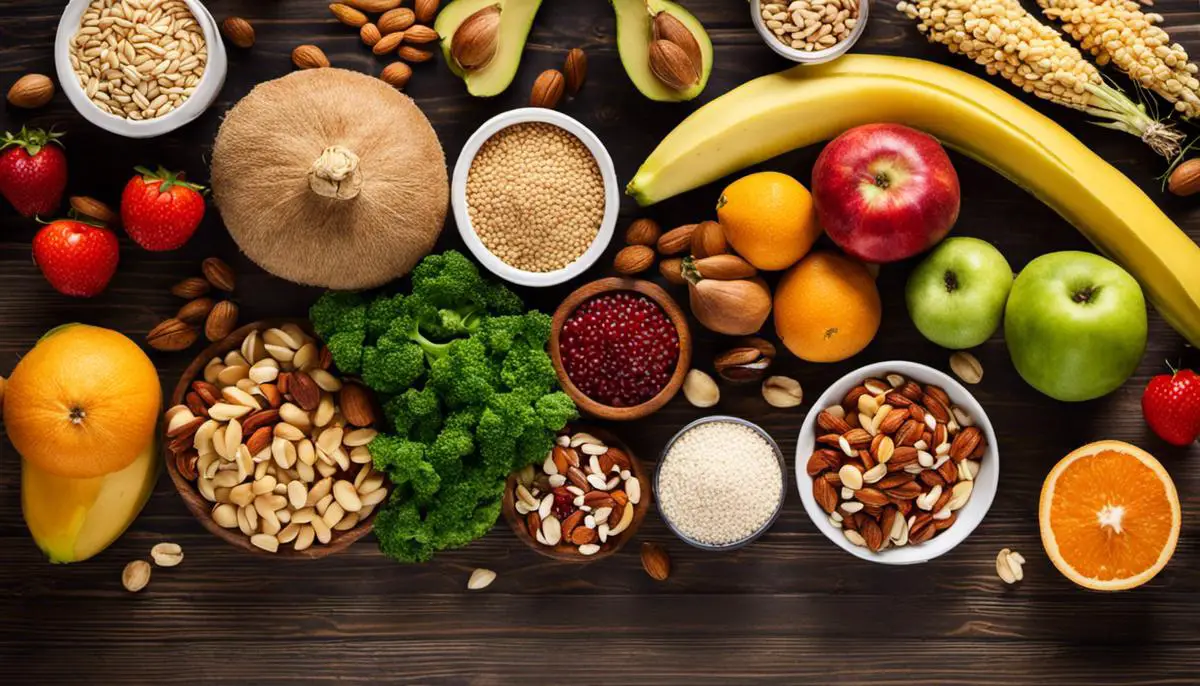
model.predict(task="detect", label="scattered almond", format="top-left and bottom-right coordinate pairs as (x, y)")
top-left (530, 69), bottom-right (565, 108)
top-left (692, 254), bottom-right (755, 280)
top-left (659, 257), bottom-right (686, 285)
top-left (221, 17), bottom-right (255, 49)
top-left (563, 48), bottom-right (588, 96)
top-left (1168, 159), bottom-right (1200, 196)
top-left (292, 45), bottom-right (331, 70)
top-left (380, 62), bottom-right (413, 89)
top-left (329, 3), bottom-right (369, 27)
top-left (7, 74), bottom-right (55, 109)
top-left (641, 541), bottom-right (671, 581)
top-left (360, 23), bottom-right (382, 47)
top-left (148, 318), bottom-right (198, 352)
top-left (653, 11), bottom-right (703, 74)
top-left (683, 369), bottom-right (719, 408)
top-left (398, 45), bottom-right (434, 62)
top-left (205, 301), bottom-right (239, 342)
top-left (625, 218), bottom-right (661, 246)
top-left (690, 220), bottom-right (727, 258)
top-left (171, 276), bottom-right (210, 299)
top-left (70, 196), bottom-right (118, 225)
top-left (404, 25), bottom-right (440, 44)
top-left (202, 257), bottom-right (237, 292)
top-left (346, 0), bottom-right (401, 11)
top-left (177, 297), bottom-right (215, 325)
top-left (656, 224), bottom-right (696, 255)
top-left (996, 548), bottom-right (1025, 584)
top-left (379, 7), bottom-right (416, 34)
top-left (339, 383), bottom-right (377, 427)
top-left (414, 0), bottom-right (441, 23)
top-left (613, 245), bottom-right (655, 275)
top-left (373, 31), bottom-right (406, 56)
top-left (467, 567), bottom-right (496, 590)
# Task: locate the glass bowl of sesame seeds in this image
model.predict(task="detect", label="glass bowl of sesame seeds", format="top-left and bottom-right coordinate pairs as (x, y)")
top-left (655, 416), bottom-right (787, 551)
top-left (452, 108), bottom-right (620, 287)
top-left (55, 0), bottom-right (228, 138)
top-left (751, 0), bottom-right (869, 64)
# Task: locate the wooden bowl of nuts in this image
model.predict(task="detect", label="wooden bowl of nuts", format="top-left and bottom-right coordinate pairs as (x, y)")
top-left (795, 361), bottom-right (999, 565)
top-left (501, 426), bottom-right (650, 563)
top-left (549, 278), bottom-right (692, 421)
top-left (163, 319), bottom-right (388, 559)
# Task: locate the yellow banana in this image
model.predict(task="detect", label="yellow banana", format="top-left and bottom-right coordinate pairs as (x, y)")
top-left (627, 54), bottom-right (1200, 347)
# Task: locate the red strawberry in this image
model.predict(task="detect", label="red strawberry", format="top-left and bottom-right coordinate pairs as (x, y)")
top-left (0, 127), bottom-right (67, 217)
top-left (120, 166), bottom-right (206, 251)
top-left (1142, 366), bottom-right (1200, 446)
top-left (32, 219), bottom-right (120, 297)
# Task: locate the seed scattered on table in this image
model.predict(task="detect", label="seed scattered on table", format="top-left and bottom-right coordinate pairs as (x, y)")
top-left (69, 0), bottom-right (208, 121)
top-left (466, 122), bottom-right (605, 273)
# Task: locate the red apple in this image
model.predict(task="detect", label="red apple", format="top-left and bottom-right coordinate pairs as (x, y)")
top-left (812, 123), bottom-right (960, 263)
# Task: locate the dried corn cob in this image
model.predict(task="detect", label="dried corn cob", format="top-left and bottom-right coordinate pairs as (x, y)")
top-left (1037, 0), bottom-right (1200, 118)
top-left (896, 0), bottom-right (1183, 157)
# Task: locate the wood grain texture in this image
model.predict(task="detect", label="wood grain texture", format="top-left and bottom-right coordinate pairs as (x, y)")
top-left (2, 0), bottom-right (1200, 684)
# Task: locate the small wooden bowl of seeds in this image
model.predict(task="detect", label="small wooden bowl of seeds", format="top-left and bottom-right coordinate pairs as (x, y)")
top-left (163, 319), bottom-right (388, 559)
top-left (501, 426), bottom-right (650, 563)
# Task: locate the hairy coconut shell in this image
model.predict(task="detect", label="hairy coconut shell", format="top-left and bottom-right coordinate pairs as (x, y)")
top-left (210, 69), bottom-right (448, 289)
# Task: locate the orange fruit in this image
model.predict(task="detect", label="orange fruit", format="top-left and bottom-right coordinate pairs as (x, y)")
top-left (1039, 440), bottom-right (1180, 591)
top-left (716, 171), bottom-right (821, 271)
top-left (773, 252), bottom-right (881, 362)
top-left (3, 324), bottom-right (161, 478)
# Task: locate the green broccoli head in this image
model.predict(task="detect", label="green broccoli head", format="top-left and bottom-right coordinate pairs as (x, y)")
top-left (365, 293), bottom-right (409, 342)
top-left (411, 250), bottom-right (524, 316)
top-left (361, 343), bottom-right (426, 395)
top-left (428, 337), bottom-right (498, 409)
top-left (309, 291), bottom-right (366, 340)
top-left (383, 386), bottom-right (443, 443)
top-left (325, 329), bottom-right (366, 375)
top-left (500, 346), bottom-right (559, 400)
top-left (369, 435), bottom-right (441, 503)
top-left (535, 392), bottom-right (577, 431)
top-left (478, 312), bottom-right (553, 357)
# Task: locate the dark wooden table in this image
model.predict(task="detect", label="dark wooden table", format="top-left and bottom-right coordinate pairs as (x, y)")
top-left (3, 1), bottom-right (1200, 683)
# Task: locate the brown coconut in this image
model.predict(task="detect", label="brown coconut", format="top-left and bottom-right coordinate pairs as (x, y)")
top-left (210, 68), bottom-right (448, 289)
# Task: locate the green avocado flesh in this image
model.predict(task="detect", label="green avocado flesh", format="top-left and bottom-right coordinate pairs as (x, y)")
top-left (436, 0), bottom-right (544, 97)
top-left (612, 0), bottom-right (713, 102)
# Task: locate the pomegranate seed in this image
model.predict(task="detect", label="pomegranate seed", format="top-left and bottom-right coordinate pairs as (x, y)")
top-left (560, 291), bottom-right (680, 407)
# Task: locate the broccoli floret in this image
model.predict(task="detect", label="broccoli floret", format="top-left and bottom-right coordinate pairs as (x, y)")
top-left (535, 392), bottom-right (577, 431)
top-left (501, 346), bottom-right (558, 400)
top-left (411, 250), bottom-right (524, 317)
top-left (383, 386), bottom-right (443, 443)
top-left (370, 436), bottom-right (441, 502)
top-left (366, 293), bottom-right (409, 342)
top-left (309, 291), bottom-right (366, 340)
top-left (427, 424), bottom-right (472, 483)
top-left (478, 312), bottom-right (553, 357)
top-left (428, 338), bottom-right (498, 409)
top-left (361, 344), bottom-right (425, 394)
top-left (325, 329), bottom-right (366, 375)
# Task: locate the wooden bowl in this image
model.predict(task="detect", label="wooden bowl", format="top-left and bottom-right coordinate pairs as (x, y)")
top-left (164, 319), bottom-right (378, 559)
top-left (501, 425), bottom-right (651, 563)
top-left (549, 278), bottom-right (691, 421)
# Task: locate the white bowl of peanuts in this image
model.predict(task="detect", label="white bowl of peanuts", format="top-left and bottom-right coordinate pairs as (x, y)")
top-left (55, 0), bottom-right (228, 138)
top-left (751, 0), bottom-right (868, 65)
top-left (796, 361), bottom-right (998, 565)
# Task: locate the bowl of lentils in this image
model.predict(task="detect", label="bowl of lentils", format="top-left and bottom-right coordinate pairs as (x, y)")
top-left (452, 108), bottom-right (619, 287)
top-left (550, 278), bottom-right (691, 421)
top-left (656, 416), bottom-right (787, 550)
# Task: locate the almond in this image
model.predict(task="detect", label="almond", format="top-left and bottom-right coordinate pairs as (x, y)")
top-left (398, 45), bottom-right (434, 62)
top-left (175, 452), bottom-right (199, 480)
top-left (414, 0), bottom-right (440, 23)
top-left (894, 419), bottom-right (923, 446)
top-left (877, 407), bottom-right (910, 435)
top-left (526, 511), bottom-right (542, 540)
top-left (70, 196), bottom-right (117, 225)
top-left (379, 7), bottom-right (416, 33)
top-left (841, 428), bottom-right (872, 448)
top-left (805, 449), bottom-right (841, 476)
top-left (813, 476), bottom-right (838, 513)
top-left (245, 426), bottom-right (273, 456)
top-left (640, 542), bottom-right (671, 581)
top-left (613, 245), bottom-right (654, 275)
top-left (192, 380), bottom-right (220, 406)
top-left (241, 408), bottom-right (281, 434)
top-left (690, 220), bottom-right (727, 258)
top-left (949, 426), bottom-right (983, 462)
top-left (284, 373), bottom-right (319, 414)
top-left (656, 224), bottom-right (696, 255)
top-left (379, 61), bottom-right (412, 89)
top-left (922, 393), bottom-right (951, 422)
top-left (817, 410), bottom-right (852, 434)
top-left (373, 31), bottom-right (406, 55)
top-left (205, 301), bottom-right (239, 342)
top-left (147, 319), bottom-right (197, 351)
top-left (530, 69), bottom-right (565, 109)
top-left (693, 254), bottom-right (755, 280)
top-left (1168, 158), bottom-right (1200, 196)
top-left (171, 277), bottom-right (210, 299)
top-left (403, 24), bottom-right (439, 44)
top-left (451, 5), bottom-right (500, 70)
top-left (167, 416), bottom-right (205, 439)
top-left (7, 74), bottom-right (54, 109)
top-left (292, 45), bottom-right (330, 70)
top-left (221, 17), bottom-right (256, 48)
top-left (360, 23), bottom-right (382, 46)
top-left (560, 510), bottom-right (585, 539)
top-left (563, 47), bottom-right (588, 96)
top-left (605, 447), bottom-right (630, 470)
top-left (625, 218), bottom-right (661, 246)
top-left (346, 0), bottom-right (401, 11)
top-left (570, 525), bottom-right (598, 545)
top-left (202, 257), bottom-right (237, 292)
top-left (329, 3), bottom-right (369, 27)
top-left (176, 297), bottom-right (214, 325)
top-left (648, 39), bottom-right (699, 91)
top-left (659, 258), bottom-right (685, 285)
top-left (339, 383), bottom-right (376, 427)
top-left (653, 11), bottom-right (703, 75)
top-left (855, 487), bottom-right (888, 507)
top-left (859, 517), bottom-right (884, 551)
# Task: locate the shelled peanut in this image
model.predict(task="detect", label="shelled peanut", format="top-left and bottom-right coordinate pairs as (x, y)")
top-left (164, 324), bottom-right (388, 553)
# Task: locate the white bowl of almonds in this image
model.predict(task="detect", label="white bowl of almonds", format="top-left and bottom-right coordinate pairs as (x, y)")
top-left (164, 320), bottom-right (388, 559)
top-left (796, 361), bottom-right (998, 565)
top-left (751, 0), bottom-right (868, 64)
top-left (55, 0), bottom-right (228, 138)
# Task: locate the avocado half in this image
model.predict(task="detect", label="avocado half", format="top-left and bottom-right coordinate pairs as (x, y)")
top-left (436, 0), bottom-right (544, 97)
top-left (612, 0), bottom-right (713, 102)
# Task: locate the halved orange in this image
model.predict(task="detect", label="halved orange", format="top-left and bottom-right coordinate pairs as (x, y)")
top-left (1039, 440), bottom-right (1180, 591)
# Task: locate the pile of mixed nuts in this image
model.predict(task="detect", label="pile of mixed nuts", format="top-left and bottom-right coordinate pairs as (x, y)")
top-left (164, 324), bottom-right (388, 553)
top-left (512, 430), bottom-right (642, 556)
top-left (806, 372), bottom-right (986, 552)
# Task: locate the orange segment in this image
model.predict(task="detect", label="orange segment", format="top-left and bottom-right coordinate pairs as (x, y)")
top-left (1039, 440), bottom-right (1180, 591)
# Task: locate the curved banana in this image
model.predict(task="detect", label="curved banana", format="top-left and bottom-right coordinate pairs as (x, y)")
top-left (627, 54), bottom-right (1200, 347)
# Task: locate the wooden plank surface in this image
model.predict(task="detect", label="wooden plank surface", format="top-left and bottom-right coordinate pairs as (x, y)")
top-left (2, 0), bottom-right (1199, 683)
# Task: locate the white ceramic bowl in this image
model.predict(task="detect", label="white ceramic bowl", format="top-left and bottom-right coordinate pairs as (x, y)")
top-left (750, 0), bottom-right (869, 65)
top-left (796, 361), bottom-right (999, 565)
top-left (55, 0), bottom-right (228, 138)
top-left (452, 108), bottom-right (619, 288)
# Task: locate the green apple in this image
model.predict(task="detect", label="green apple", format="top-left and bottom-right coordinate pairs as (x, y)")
top-left (905, 237), bottom-right (1013, 349)
top-left (1005, 251), bottom-right (1147, 402)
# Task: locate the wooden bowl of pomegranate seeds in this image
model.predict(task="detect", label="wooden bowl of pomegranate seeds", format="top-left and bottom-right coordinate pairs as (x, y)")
top-left (163, 319), bottom-right (387, 559)
top-left (501, 425), bottom-right (651, 563)
top-left (549, 277), bottom-right (692, 421)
